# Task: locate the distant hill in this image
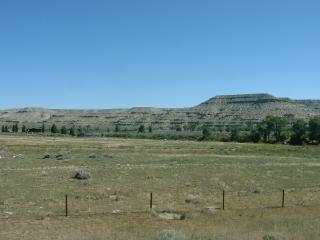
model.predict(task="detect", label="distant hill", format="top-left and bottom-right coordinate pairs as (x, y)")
top-left (1, 94), bottom-right (320, 131)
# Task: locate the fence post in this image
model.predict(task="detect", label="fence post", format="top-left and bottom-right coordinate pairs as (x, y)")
top-left (65, 194), bottom-right (68, 217)
top-left (222, 190), bottom-right (225, 210)
top-left (282, 190), bottom-right (285, 208)
top-left (150, 192), bottom-right (153, 210)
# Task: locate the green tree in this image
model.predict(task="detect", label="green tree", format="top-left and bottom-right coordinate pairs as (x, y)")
top-left (12, 123), bottom-right (19, 132)
top-left (115, 125), bottom-right (119, 132)
top-left (230, 128), bottom-right (240, 142)
top-left (60, 126), bottom-right (67, 134)
top-left (69, 126), bottom-right (76, 136)
top-left (138, 124), bottom-right (145, 133)
top-left (22, 125), bottom-right (27, 133)
top-left (1, 125), bottom-right (5, 133)
top-left (272, 116), bottom-right (288, 142)
top-left (309, 116), bottom-right (320, 143)
top-left (85, 125), bottom-right (91, 133)
top-left (289, 119), bottom-right (307, 145)
top-left (257, 116), bottom-right (288, 143)
top-left (51, 124), bottom-right (58, 133)
top-left (257, 121), bottom-right (269, 142)
top-left (201, 128), bottom-right (211, 140)
top-left (77, 126), bottom-right (84, 137)
top-left (4, 126), bottom-right (8, 132)
top-left (148, 126), bottom-right (152, 133)
top-left (41, 122), bottom-right (45, 133)
top-left (248, 129), bottom-right (261, 143)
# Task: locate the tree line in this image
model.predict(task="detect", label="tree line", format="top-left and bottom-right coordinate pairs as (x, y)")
top-left (0, 123), bottom-right (152, 136)
top-left (1, 123), bottom-right (20, 133)
top-left (1, 123), bottom-right (84, 137)
top-left (1, 116), bottom-right (320, 145)
top-left (219, 115), bottom-right (320, 145)
top-left (49, 124), bottom-right (89, 136)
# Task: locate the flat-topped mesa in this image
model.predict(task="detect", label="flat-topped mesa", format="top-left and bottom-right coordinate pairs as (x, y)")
top-left (195, 93), bottom-right (291, 108)
top-left (1, 94), bottom-right (320, 131)
top-left (215, 93), bottom-right (274, 99)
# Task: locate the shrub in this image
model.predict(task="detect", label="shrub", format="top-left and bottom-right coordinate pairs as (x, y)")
top-left (73, 170), bottom-right (91, 180)
top-left (185, 194), bottom-right (202, 204)
top-left (43, 154), bottom-right (51, 159)
top-left (158, 229), bottom-right (187, 240)
top-left (55, 154), bottom-right (64, 160)
top-left (262, 232), bottom-right (287, 240)
top-left (180, 212), bottom-right (187, 220)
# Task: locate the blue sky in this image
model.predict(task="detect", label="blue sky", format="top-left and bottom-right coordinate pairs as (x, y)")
top-left (0, 0), bottom-right (319, 109)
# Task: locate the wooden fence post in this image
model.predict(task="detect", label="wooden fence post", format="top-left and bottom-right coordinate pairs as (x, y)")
top-left (65, 194), bottom-right (68, 217)
top-left (282, 190), bottom-right (285, 208)
top-left (150, 192), bottom-right (153, 210)
top-left (222, 190), bottom-right (225, 210)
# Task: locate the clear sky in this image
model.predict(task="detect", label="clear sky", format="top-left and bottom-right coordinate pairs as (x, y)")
top-left (0, 0), bottom-right (319, 109)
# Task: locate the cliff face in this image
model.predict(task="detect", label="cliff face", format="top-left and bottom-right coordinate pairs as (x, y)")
top-left (1, 94), bottom-right (320, 130)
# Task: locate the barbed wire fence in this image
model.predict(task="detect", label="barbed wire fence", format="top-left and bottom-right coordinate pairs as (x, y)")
top-left (1, 186), bottom-right (320, 219)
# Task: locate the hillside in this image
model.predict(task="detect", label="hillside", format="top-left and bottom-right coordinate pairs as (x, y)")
top-left (1, 94), bottom-right (320, 131)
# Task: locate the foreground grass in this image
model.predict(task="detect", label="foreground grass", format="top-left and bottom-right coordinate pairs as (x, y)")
top-left (1, 207), bottom-right (320, 240)
top-left (1, 135), bottom-right (320, 239)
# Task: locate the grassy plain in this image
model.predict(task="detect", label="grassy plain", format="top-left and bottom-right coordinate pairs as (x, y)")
top-left (1, 135), bottom-right (320, 239)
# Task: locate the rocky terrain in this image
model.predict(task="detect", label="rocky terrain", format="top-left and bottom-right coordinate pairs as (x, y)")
top-left (1, 94), bottom-right (320, 131)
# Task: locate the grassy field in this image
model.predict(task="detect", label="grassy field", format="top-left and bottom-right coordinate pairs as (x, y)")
top-left (1, 135), bottom-right (320, 239)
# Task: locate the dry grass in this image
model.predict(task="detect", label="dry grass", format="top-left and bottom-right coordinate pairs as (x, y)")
top-left (0, 135), bottom-right (320, 239)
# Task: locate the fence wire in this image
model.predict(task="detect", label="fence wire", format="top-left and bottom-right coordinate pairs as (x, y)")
top-left (1, 187), bottom-right (320, 219)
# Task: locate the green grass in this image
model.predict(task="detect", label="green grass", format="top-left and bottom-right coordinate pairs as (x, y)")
top-left (1, 135), bottom-right (320, 239)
